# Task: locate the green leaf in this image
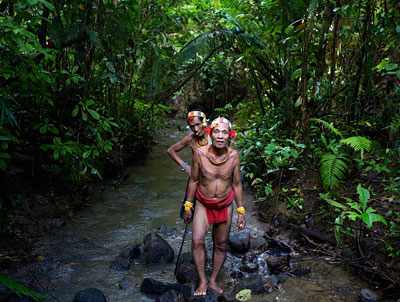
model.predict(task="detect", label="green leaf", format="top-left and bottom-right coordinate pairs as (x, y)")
top-left (72, 107), bottom-right (79, 117)
top-left (81, 112), bottom-right (88, 121)
top-left (37, 0), bottom-right (55, 10)
top-left (322, 196), bottom-right (347, 210)
top-left (357, 185), bottom-right (370, 211)
top-left (361, 213), bottom-right (387, 228)
top-left (39, 126), bottom-right (46, 134)
top-left (83, 150), bottom-right (92, 158)
top-left (87, 109), bottom-right (100, 120)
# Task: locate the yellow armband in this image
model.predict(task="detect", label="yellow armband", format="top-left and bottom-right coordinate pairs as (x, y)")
top-left (236, 206), bottom-right (245, 216)
top-left (184, 201), bottom-right (193, 211)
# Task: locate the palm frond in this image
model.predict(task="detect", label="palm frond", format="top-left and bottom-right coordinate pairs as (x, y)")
top-left (320, 153), bottom-right (349, 190)
top-left (176, 27), bottom-right (264, 66)
top-left (340, 136), bottom-right (372, 159)
top-left (310, 118), bottom-right (342, 138)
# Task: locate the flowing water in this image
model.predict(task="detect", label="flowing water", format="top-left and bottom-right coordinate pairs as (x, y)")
top-left (11, 120), bottom-right (389, 302)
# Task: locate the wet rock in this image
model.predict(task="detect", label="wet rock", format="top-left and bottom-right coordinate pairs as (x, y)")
top-left (74, 288), bottom-right (107, 302)
top-left (230, 270), bottom-right (244, 280)
top-left (143, 232), bottom-right (174, 264)
top-left (266, 255), bottom-right (289, 273)
top-left (358, 289), bottom-right (378, 302)
top-left (233, 274), bottom-right (264, 294)
top-left (140, 278), bottom-right (192, 299)
top-left (119, 276), bottom-right (138, 290)
top-left (249, 236), bottom-right (267, 252)
top-left (240, 263), bottom-right (259, 273)
top-left (228, 231), bottom-right (250, 254)
top-left (109, 257), bottom-right (130, 271)
top-left (156, 289), bottom-right (185, 302)
top-left (119, 243), bottom-right (142, 260)
top-left (176, 253), bottom-right (198, 284)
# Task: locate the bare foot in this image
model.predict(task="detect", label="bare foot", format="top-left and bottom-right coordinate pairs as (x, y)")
top-left (194, 282), bottom-right (208, 296)
top-left (208, 280), bottom-right (223, 294)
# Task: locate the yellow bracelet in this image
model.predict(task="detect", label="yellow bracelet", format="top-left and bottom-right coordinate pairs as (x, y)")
top-left (237, 206), bottom-right (245, 216)
top-left (184, 201), bottom-right (193, 211)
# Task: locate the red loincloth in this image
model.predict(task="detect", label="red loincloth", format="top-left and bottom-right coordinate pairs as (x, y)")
top-left (196, 187), bottom-right (234, 224)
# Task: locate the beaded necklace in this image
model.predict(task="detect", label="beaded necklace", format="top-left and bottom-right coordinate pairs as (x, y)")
top-left (206, 145), bottom-right (231, 166)
top-left (196, 134), bottom-right (209, 147)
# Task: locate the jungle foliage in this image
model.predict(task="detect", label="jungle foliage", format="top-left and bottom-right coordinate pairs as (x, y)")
top-left (1, 0), bottom-right (400, 291)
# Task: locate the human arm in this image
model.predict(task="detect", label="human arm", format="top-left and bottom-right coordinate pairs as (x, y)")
top-left (183, 149), bottom-right (200, 223)
top-left (167, 135), bottom-right (192, 175)
top-left (232, 152), bottom-right (246, 230)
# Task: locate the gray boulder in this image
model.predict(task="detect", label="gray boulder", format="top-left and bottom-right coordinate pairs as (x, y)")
top-left (143, 232), bottom-right (174, 264)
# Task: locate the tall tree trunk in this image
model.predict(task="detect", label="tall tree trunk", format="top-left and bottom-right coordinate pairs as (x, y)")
top-left (327, 0), bottom-right (342, 114)
top-left (351, 0), bottom-right (372, 120)
top-left (312, 0), bottom-right (335, 96)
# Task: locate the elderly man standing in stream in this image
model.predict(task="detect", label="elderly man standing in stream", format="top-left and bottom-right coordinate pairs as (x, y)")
top-left (183, 117), bottom-right (246, 296)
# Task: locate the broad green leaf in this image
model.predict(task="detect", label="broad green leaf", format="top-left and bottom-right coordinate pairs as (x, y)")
top-left (361, 213), bottom-right (387, 228)
top-left (87, 109), bottom-right (100, 120)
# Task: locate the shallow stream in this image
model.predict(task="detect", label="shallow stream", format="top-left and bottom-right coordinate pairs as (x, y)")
top-left (10, 120), bottom-right (389, 302)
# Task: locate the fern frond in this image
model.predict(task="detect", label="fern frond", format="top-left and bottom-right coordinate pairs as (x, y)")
top-left (310, 118), bottom-right (342, 138)
top-left (340, 136), bottom-right (372, 159)
top-left (320, 153), bottom-right (349, 190)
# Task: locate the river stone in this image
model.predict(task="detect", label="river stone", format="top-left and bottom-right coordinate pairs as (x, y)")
top-left (140, 278), bottom-right (192, 299)
top-left (176, 253), bottom-right (197, 284)
top-left (233, 274), bottom-right (264, 294)
top-left (266, 255), bottom-right (289, 273)
top-left (143, 232), bottom-right (174, 264)
top-left (249, 236), bottom-right (268, 252)
top-left (119, 276), bottom-right (138, 290)
top-left (228, 230), bottom-right (250, 254)
top-left (358, 289), bottom-right (378, 302)
top-left (109, 257), bottom-right (130, 271)
top-left (119, 243), bottom-right (142, 259)
top-left (156, 289), bottom-right (185, 302)
top-left (74, 288), bottom-right (107, 302)
top-left (240, 262), bottom-right (259, 273)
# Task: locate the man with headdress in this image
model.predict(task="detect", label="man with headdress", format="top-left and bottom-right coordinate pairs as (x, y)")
top-left (183, 117), bottom-right (246, 296)
top-left (167, 110), bottom-right (210, 218)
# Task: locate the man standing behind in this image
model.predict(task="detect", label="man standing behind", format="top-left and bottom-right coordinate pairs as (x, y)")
top-left (183, 117), bottom-right (246, 296)
top-left (167, 110), bottom-right (210, 218)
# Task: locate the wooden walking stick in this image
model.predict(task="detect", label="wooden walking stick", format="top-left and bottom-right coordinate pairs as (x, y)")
top-left (174, 222), bottom-right (188, 276)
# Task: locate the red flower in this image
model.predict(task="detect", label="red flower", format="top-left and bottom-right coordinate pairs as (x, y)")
top-left (205, 126), bottom-right (212, 134)
top-left (229, 130), bottom-right (236, 138)
top-left (188, 116), bottom-right (194, 121)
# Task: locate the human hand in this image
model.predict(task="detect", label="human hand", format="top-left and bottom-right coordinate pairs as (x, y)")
top-left (183, 209), bottom-right (193, 224)
top-left (237, 215), bottom-right (246, 231)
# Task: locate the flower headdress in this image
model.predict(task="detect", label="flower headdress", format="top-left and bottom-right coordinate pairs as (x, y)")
top-left (187, 111), bottom-right (208, 127)
top-left (205, 117), bottom-right (236, 139)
